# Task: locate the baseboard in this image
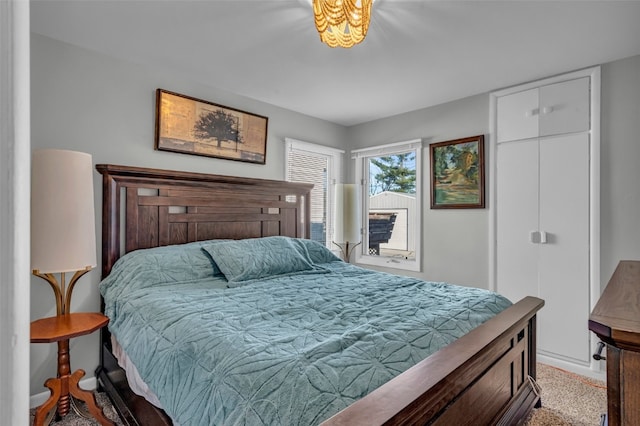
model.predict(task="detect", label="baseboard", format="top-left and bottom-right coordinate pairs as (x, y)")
top-left (538, 354), bottom-right (606, 382)
top-left (29, 376), bottom-right (97, 409)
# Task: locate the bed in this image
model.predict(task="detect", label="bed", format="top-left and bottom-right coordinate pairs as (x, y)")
top-left (95, 164), bottom-right (544, 426)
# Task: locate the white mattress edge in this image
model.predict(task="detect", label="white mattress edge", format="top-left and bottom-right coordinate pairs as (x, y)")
top-left (110, 335), bottom-right (164, 410)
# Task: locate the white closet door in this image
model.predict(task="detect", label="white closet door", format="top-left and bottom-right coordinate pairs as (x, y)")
top-left (496, 139), bottom-right (539, 303)
top-left (496, 89), bottom-right (539, 143)
top-left (539, 77), bottom-right (590, 137)
top-left (538, 133), bottom-right (590, 363)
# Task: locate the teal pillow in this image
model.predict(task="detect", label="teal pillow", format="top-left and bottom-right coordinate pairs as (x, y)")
top-left (201, 236), bottom-right (324, 285)
top-left (296, 238), bottom-right (343, 264)
top-left (100, 239), bottom-right (226, 298)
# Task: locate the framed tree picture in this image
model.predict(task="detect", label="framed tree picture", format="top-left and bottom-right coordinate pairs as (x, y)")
top-left (430, 135), bottom-right (485, 209)
top-left (155, 89), bottom-right (268, 164)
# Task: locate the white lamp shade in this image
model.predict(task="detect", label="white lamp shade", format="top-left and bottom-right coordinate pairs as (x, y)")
top-left (333, 183), bottom-right (362, 244)
top-left (31, 149), bottom-right (97, 273)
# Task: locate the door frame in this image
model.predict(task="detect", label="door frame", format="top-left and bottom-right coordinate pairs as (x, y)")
top-left (0, 0), bottom-right (31, 423)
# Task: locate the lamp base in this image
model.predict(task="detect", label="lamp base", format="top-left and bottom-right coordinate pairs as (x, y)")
top-left (32, 267), bottom-right (92, 316)
top-left (333, 240), bottom-right (361, 263)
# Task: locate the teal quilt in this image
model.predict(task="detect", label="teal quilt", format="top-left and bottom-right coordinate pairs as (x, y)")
top-left (100, 237), bottom-right (511, 425)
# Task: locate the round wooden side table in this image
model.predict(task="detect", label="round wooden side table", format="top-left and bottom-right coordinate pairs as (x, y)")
top-left (31, 312), bottom-right (114, 426)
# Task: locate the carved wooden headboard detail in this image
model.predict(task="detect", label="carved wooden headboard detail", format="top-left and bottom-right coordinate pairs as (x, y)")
top-left (96, 164), bottom-right (313, 279)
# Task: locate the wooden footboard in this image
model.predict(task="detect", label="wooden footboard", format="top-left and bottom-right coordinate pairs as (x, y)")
top-left (322, 296), bottom-right (544, 426)
top-left (95, 164), bottom-right (544, 426)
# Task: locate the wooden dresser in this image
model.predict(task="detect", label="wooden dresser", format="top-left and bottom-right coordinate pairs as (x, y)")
top-left (589, 261), bottom-right (640, 426)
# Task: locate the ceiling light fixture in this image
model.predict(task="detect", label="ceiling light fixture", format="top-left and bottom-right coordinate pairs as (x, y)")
top-left (313, 0), bottom-right (373, 48)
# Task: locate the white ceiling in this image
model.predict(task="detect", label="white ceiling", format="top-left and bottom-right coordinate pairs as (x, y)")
top-left (31, 0), bottom-right (640, 126)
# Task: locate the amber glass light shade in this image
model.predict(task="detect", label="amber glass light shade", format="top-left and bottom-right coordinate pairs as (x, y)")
top-left (313, 0), bottom-right (373, 48)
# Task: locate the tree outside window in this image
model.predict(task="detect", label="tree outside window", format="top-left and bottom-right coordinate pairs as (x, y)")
top-left (369, 153), bottom-right (416, 196)
top-left (367, 152), bottom-right (417, 260)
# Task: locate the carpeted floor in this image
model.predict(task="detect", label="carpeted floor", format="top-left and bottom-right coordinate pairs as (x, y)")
top-left (525, 363), bottom-right (607, 425)
top-left (31, 363), bottom-right (606, 425)
top-left (29, 393), bottom-right (123, 426)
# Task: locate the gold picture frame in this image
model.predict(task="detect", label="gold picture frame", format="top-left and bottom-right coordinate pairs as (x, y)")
top-left (155, 89), bottom-right (268, 164)
top-left (430, 135), bottom-right (485, 209)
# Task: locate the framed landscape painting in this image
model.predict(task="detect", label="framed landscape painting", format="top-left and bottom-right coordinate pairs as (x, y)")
top-left (155, 89), bottom-right (268, 164)
top-left (430, 135), bottom-right (485, 209)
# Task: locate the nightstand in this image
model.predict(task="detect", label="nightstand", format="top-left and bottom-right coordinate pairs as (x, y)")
top-left (31, 312), bottom-right (114, 426)
top-left (589, 261), bottom-right (640, 426)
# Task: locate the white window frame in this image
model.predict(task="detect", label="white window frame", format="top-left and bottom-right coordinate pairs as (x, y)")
top-left (352, 139), bottom-right (422, 272)
top-left (284, 138), bottom-right (344, 248)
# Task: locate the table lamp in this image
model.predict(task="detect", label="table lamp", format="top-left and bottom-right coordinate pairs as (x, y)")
top-left (30, 149), bottom-right (113, 426)
top-left (31, 149), bottom-right (97, 313)
top-left (333, 183), bottom-right (362, 262)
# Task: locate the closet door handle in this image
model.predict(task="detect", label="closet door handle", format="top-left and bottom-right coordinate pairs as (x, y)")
top-left (525, 108), bottom-right (539, 117)
top-left (529, 231), bottom-right (541, 244)
top-left (540, 231), bottom-right (547, 244)
top-left (529, 231), bottom-right (548, 244)
top-left (541, 106), bottom-right (554, 115)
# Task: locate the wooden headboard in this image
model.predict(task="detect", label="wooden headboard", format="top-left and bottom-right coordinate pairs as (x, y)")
top-left (96, 164), bottom-right (313, 279)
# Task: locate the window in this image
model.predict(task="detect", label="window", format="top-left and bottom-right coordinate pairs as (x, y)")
top-left (353, 139), bottom-right (422, 271)
top-left (284, 138), bottom-right (344, 247)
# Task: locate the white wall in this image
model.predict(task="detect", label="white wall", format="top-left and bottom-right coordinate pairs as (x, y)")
top-left (600, 54), bottom-right (640, 287)
top-left (29, 34), bottom-right (347, 394)
top-left (347, 94), bottom-right (491, 288)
